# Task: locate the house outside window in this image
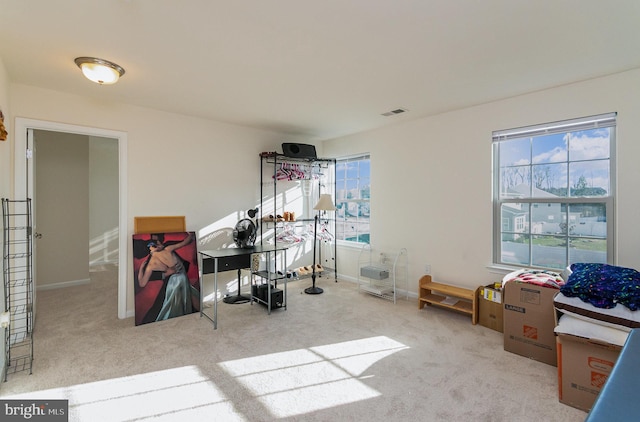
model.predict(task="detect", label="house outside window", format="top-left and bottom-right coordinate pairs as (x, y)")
top-left (335, 154), bottom-right (370, 244)
top-left (492, 113), bottom-right (616, 270)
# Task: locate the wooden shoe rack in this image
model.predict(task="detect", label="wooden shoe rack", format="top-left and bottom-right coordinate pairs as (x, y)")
top-left (418, 275), bottom-right (477, 324)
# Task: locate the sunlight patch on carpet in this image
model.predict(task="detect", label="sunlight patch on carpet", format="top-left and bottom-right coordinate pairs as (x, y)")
top-left (219, 335), bottom-right (408, 418)
top-left (3, 366), bottom-right (245, 421)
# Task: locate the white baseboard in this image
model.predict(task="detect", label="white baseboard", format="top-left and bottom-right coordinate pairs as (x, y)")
top-left (37, 278), bottom-right (90, 291)
top-left (90, 259), bottom-right (118, 267)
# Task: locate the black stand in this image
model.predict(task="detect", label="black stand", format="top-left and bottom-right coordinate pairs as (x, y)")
top-left (305, 214), bottom-right (323, 295)
top-left (223, 269), bottom-right (251, 304)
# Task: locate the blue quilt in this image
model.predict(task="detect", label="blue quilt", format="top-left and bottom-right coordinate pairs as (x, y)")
top-left (560, 263), bottom-right (640, 310)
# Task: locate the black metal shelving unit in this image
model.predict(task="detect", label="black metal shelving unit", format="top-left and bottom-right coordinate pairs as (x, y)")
top-left (2, 198), bottom-right (34, 381)
top-left (259, 152), bottom-right (337, 282)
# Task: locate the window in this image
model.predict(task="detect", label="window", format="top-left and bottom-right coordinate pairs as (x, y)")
top-left (335, 154), bottom-right (370, 243)
top-left (492, 113), bottom-right (615, 270)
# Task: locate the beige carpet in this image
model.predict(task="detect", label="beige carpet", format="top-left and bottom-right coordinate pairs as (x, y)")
top-left (0, 264), bottom-right (586, 421)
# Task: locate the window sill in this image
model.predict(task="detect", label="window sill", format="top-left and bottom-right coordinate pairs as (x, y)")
top-left (336, 240), bottom-right (368, 250)
top-left (486, 263), bottom-right (570, 276)
top-left (486, 264), bottom-right (520, 276)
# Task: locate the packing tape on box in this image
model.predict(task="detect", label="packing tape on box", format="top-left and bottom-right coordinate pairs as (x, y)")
top-left (483, 289), bottom-right (502, 303)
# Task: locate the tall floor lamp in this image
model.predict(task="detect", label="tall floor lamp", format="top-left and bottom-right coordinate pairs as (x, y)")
top-left (305, 193), bottom-right (336, 295)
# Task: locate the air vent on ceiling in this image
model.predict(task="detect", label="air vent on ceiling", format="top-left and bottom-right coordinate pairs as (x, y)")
top-left (381, 108), bottom-right (408, 117)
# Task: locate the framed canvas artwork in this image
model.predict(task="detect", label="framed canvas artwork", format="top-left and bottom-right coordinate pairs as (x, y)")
top-left (132, 231), bottom-right (200, 326)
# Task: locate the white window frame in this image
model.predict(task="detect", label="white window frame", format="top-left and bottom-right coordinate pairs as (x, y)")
top-left (335, 154), bottom-right (370, 245)
top-left (492, 113), bottom-right (616, 270)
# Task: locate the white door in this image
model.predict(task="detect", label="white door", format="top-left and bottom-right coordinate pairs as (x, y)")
top-left (26, 128), bottom-right (38, 313)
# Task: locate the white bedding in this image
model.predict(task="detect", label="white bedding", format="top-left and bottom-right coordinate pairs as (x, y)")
top-left (554, 313), bottom-right (629, 346)
top-left (554, 292), bottom-right (640, 327)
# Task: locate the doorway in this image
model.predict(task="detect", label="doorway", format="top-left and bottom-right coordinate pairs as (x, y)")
top-left (14, 118), bottom-right (128, 319)
top-left (34, 130), bottom-right (119, 290)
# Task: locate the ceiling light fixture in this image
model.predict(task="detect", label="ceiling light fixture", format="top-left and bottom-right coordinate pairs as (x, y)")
top-left (74, 57), bottom-right (125, 85)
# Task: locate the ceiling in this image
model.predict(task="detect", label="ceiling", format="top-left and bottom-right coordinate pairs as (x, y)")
top-left (1, 1), bottom-right (640, 141)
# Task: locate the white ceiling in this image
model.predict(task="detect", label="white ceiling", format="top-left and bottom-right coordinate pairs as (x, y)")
top-left (1, 1), bottom-right (640, 141)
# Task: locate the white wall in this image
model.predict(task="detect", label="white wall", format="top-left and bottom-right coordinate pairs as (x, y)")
top-left (34, 130), bottom-right (90, 288)
top-left (0, 57), bottom-right (10, 199)
top-left (89, 136), bottom-right (119, 265)
top-left (0, 56), bottom-right (8, 381)
top-left (8, 83), bottom-right (293, 315)
top-left (324, 68), bottom-right (640, 292)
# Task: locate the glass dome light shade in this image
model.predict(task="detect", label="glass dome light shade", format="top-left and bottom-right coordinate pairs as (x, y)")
top-left (74, 57), bottom-right (125, 85)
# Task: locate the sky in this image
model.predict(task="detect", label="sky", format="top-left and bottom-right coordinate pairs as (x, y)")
top-left (499, 128), bottom-right (610, 195)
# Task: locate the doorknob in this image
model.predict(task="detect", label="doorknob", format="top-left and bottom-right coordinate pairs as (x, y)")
top-left (34, 232), bottom-right (42, 239)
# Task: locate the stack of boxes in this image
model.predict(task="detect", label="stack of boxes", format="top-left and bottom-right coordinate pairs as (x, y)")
top-left (441, 264), bottom-right (636, 413)
top-left (478, 269), bottom-right (626, 412)
top-left (476, 277), bottom-right (559, 366)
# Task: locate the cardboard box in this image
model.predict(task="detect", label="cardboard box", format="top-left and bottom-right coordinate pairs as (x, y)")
top-left (503, 281), bottom-right (558, 366)
top-left (476, 284), bottom-right (503, 332)
top-left (557, 332), bottom-right (622, 412)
